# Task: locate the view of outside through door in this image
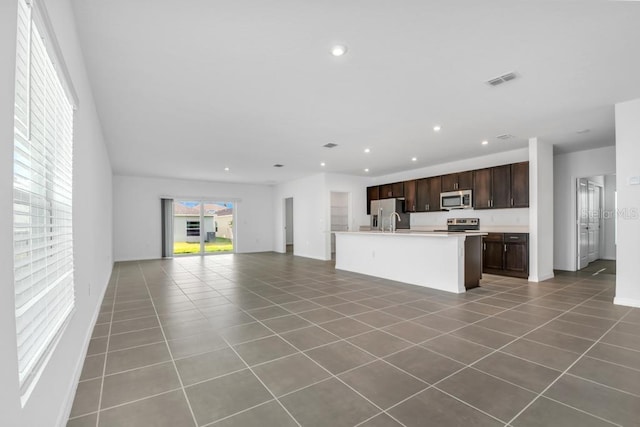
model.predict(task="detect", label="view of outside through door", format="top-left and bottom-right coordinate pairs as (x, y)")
top-left (173, 200), bottom-right (234, 255)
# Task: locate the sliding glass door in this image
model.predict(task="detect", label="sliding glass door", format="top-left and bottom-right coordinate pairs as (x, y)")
top-left (173, 200), bottom-right (234, 255)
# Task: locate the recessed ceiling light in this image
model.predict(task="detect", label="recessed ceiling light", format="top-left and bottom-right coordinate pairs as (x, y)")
top-left (323, 142), bottom-right (338, 148)
top-left (320, 162), bottom-right (326, 167)
top-left (433, 125), bottom-right (441, 132)
top-left (482, 140), bottom-right (489, 145)
top-left (411, 157), bottom-right (417, 162)
top-left (364, 148), bottom-right (370, 153)
top-left (364, 168), bottom-right (369, 172)
top-left (224, 167), bottom-right (229, 171)
top-left (331, 45), bottom-right (347, 57)
top-left (577, 129), bottom-right (591, 134)
top-left (273, 164), bottom-right (284, 167)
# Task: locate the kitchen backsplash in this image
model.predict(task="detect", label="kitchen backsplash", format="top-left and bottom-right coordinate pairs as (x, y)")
top-left (410, 208), bottom-right (529, 228)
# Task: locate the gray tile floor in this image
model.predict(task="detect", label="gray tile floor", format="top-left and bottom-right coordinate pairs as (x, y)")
top-left (68, 254), bottom-right (640, 426)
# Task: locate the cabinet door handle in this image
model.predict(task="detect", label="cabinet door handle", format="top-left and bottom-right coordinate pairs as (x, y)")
top-left (504, 244), bottom-right (507, 252)
top-left (483, 243), bottom-right (486, 250)
top-left (511, 198), bottom-right (514, 206)
top-left (487, 200), bottom-right (491, 208)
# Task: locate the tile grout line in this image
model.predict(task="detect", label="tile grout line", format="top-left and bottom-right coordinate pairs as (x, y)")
top-left (91, 256), bottom-right (622, 426)
top-left (94, 264), bottom-right (120, 427)
top-left (505, 304), bottom-right (635, 426)
top-left (377, 283), bottom-right (622, 425)
top-left (135, 263), bottom-right (199, 427)
top-left (156, 264), bottom-right (304, 427)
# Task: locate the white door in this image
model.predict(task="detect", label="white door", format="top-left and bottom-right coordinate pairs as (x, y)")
top-left (577, 179), bottom-right (589, 269)
top-left (588, 184), bottom-right (601, 262)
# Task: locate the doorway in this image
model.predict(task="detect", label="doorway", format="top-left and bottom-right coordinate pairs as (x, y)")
top-left (330, 192), bottom-right (350, 258)
top-left (577, 175), bottom-right (616, 273)
top-left (173, 200), bottom-right (234, 255)
top-left (284, 197), bottom-right (293, 253)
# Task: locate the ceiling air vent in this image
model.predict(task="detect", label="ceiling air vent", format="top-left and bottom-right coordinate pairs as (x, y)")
top-left (273, 164), bottom-right (284, 168)
top-left (486, 72), bottom-right (518, 87)
top-left (323, 143), bottom-right (338, 148)
top-left (495, 134), bottom-right (515, 140)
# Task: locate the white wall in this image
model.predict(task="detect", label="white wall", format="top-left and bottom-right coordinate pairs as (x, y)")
top-left (113, 175), bottom-right (273, 261)
top-left (273, 173), bottom-right (369, 260)
top-left (614, 98), bottom-right (640, 307)
top-left (553, 146), bottom-right (616, 271)
top-left (603, 174), bottom-right (616, 260)
top-left (529, 138), bottom-right (555, 282)
top-left (1, 1), bottom-right (114, 425)
top-left (273, 173), bottom-right (328, 260)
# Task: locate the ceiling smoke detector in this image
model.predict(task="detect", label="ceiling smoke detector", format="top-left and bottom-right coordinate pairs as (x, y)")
top-left (323, 143), bottom-right (338, 148)
top-left (273, 164), bottom-right (284, 168)
top-left (495, 134), bottom-right (515, 140)
top-left (486, 72), bottom-right (518, 87)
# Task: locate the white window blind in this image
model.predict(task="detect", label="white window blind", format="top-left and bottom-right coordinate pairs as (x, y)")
top-left (13, 0), bottom-right (75, 399)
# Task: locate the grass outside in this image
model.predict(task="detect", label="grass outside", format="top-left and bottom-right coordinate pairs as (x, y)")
top-left (173, 237), bottom-right (233, 254)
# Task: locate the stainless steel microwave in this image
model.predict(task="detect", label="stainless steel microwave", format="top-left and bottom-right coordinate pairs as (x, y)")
top-left (440, 190), bottom-right (473, 210)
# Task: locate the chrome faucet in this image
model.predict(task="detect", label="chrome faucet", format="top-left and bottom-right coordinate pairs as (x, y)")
top-left (390, 212), bottom-right (401, 233)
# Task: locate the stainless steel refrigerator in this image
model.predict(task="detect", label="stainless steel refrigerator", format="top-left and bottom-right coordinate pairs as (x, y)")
top-left (370, 199), bottom-right (410, 231)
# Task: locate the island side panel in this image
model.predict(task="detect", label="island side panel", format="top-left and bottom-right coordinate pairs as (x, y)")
top-left (464, 235), bottom-right (482, 290)
top-left (335, 233), bottom-right (466, 293)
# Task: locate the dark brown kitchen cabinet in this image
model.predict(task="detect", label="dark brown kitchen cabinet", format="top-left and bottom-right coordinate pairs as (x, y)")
top-left (441, 171), bottom-right (473, 192)
top-left (504, 233), bottom-right (528, 276)
top-left (483, 233), bottom-right (528, 278)
top-left (403, 180), bottom-right (417, 212)
top-left (483, 233), bottom-right (504, 271)
top-left (473, 165), bottom-right (511, 209)
top-left (379, 182), bottom-right (403, 199)
top-left (474, 168), bottom-right (491, 209)
top-left (416, 176), bottom-right (441, 212)
top-left (366, 186), bottom-right (379, 215)
top-left (510, 162), bottom-right (529, 208)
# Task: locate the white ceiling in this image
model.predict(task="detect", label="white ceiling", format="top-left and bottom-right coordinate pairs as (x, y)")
top-left (70, 0), bottom-right (640, 184)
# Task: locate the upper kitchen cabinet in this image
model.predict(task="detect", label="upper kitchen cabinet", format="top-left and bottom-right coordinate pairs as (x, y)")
top-left (474, 165), bottom-right (511, 209)
top-left (366, 186), bottom-right (379, 215)
top-left (379, 182), bottom-right (404, 199)
top-left (441, 171), bottom-right (473, 192)
top-left (403, 180), bottom-right (417, 212)
top-left (510, 162), bottom-right (529, 208)
top-left (416, 176), bottom-right (442, 212)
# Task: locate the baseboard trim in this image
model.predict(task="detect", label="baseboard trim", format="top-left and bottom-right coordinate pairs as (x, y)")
top-left (57, 267), bottom-right (113, 427)
top-left (528, 272), bottom-right (555, 282)
top-left (614, 297), bottom-right (640, 308)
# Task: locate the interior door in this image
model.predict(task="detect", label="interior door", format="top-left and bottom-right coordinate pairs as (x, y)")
top-left (588, 184), bottom-right (601, 262)
top-left (577, 179), bottom-right (589, 269)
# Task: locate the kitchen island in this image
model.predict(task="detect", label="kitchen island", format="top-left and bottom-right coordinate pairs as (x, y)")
top-left (334, 231), bottom-right (486, 294)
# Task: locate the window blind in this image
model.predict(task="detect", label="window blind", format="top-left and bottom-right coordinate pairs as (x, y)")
top-left (13, 0), bottom-right (75, 399)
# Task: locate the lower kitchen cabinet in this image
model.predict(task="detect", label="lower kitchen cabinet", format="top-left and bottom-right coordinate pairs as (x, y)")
top-left (483, 233), bottom-right (529, 279)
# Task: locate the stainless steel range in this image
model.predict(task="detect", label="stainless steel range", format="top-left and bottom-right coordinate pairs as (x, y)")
top-left (435, 218), bottom-right (480, 232)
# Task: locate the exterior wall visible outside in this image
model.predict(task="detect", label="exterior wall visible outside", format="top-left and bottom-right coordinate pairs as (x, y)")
top-left (174, 215), bottom-right (233, 242)
top-left (174, 215), bottom-right (214, 242)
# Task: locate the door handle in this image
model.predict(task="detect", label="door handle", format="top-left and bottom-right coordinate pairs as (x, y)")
top-left (504, 244), bottom-right (507, 252)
